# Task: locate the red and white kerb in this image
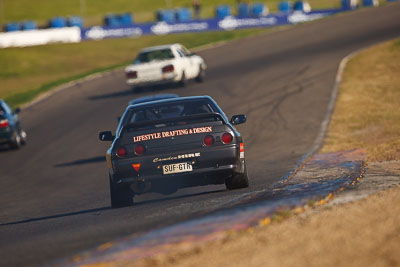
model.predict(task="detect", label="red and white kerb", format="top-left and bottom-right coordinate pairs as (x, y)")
top-left (240, 143), bottom-right (244, 159)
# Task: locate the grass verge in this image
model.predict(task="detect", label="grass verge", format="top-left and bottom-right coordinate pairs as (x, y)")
top-left (321, 38), bottom-right (400, 162)
top-left (0, 27), bottom-right (275, 108)
top-left (3, 62), bottom-right (127, 107)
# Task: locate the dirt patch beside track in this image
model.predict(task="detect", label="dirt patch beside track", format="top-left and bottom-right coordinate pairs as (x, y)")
top-left (135, 161), bottom-right (400, 267)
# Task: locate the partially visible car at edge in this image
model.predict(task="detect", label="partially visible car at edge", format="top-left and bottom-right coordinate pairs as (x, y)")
top-left (99, 95), bottom-right (248, 208)
top-left (125, 44), bottom-right (206, 89)
top-left (0, 99), bottom-right (27, 149)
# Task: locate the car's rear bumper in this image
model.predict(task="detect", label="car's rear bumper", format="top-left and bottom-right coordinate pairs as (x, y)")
top-left (112, 163), bottom-right (243, 194)
top-left (0, 130), bottom-right (12, 143)
top-left (126, 73), bottom-right (178, 86)
top-left (115, 164), bottom-right (237, 183)
top-left (110, 145), bottom-right (244, 189)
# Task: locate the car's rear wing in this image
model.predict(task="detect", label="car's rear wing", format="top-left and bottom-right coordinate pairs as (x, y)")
top-left (121, 112), bottom-right (226, 134)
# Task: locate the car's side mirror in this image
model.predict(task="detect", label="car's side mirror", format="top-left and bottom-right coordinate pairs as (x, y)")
top-left (14, 108), bottom-right (21, 114)
top-left (99, 131), bottom-right (114, 141)
top-left (230, 114), bottom-right (247, 125)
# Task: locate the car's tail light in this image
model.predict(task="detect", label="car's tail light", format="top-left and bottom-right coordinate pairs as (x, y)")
top-left (134, 144), bottom-right (146, 155)
top-left (0, 119), bottom-right (10, 128)
top-left (203, 135), bottom-right (215, 146)
top-left (126, 71), bottom-right (137, 79)
top-left (162, 64), bottom-right (174, 73)
top-left (221, 132), bottom-right (233, 144)
top-left (116, 146), bottom-right (127, 158)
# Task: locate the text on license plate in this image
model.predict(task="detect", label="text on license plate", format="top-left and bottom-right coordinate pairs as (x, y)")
top-left (163, 162), bottom-right (193, 175)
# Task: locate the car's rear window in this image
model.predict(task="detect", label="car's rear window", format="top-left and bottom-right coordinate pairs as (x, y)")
top-left (129, 101), bottom-right (213, 123)
top-left (123, 100), bottom-right (220, 132)
top-left (134, 49), bottom-right (174, 64)
top-left (0, 106), bottom-right (5, 116)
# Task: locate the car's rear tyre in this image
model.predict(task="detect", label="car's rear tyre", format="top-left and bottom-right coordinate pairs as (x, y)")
top-left (9, 132), bottom-right (22, 149)
top-left (109, 176), bottom-right (134, 208)
top-left (225, 162), bottom-right (249, 190)
top-left (195, 65), bottom-right (205, 83)
top-left (179, 72), bottom-right (186, 87)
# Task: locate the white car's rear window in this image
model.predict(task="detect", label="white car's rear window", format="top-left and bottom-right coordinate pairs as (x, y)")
top-left (134, 49), bottom-right (175, 64)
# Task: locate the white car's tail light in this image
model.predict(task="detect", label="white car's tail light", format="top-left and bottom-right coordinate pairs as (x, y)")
top-left (162, 64), bottom-right (174, 73)
top-left (126, 71), bottom-right (137, 79)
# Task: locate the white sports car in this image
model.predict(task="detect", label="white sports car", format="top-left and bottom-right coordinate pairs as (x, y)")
top-left (125, 43), bottom-right (207, 88)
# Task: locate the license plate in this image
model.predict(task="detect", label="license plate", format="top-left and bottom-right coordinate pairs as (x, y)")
top-left (163, 162), bottom-right (193, 175)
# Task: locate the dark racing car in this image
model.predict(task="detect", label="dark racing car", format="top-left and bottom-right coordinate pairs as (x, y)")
top-left (99, 96), bottom-right (248, 208)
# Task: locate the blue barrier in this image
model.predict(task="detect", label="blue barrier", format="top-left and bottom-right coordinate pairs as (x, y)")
top-left (176, 8), bottom-right (192, 22)
top-left (68, 16), bottom-right (84, 28)
top-left (21, 21), bottom-right (37, 30)
top-left (362, 0), bottom-right (378, 6)
top-left (216, 5), bottom-right (231, 19)
top-left (82, 9), bottom-right (341, 41)
top-left (238, 3), bottom-right (251, 18)
top-left (104, 13), bottom-right (133, 27)
top-left (237, 3), bottom-right (268, 18)
top-left (293, 1), bottom-right (311, 12)
top-left (5, 22), bottom-right (20, 32)
top-left (156, 9), bottom-right (176, 23)
top-left (50, 17), bottom-right (67, 28)
top-left (104, 14), bottom-right (120, 27)
top-left (278, 1), bottom-right (292, 13)
top-left (342, 0), bottom-right (358, 9)
top-left (252, 3), bottom-right (268, 17)
top-left (119, 13), bottom-right (133, 25)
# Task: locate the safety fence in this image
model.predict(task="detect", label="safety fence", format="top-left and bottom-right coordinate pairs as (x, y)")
top-left (2, 0), bottom-right (395, 49)
top-left (81, 9), bottom-right (341, 40)
top-left (0, 8), bottom-right (345, 48)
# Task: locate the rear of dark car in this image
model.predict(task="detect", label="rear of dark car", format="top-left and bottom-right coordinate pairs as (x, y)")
top-left (113, 116), bottom-right (242, 192)
top-left (101, 96), bottom-right (248, 208)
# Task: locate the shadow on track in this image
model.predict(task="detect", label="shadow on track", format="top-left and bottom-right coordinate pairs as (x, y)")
top-left (54, 156), bottom-right (105, 168)
top-left (0, 207), bottom-right (111, 226)
top-left (0, 189), bottom-right (225, 226)
top-left (134, 189), bottom-right (226, 206)
top-left (88, 88), bottom-right (133, 101)
top-left (0, 143), bottom-right (21, 153)
top-left (0, 145), bottom-right (11, 152)
top-left (88, 83), bottom-right (185, 101)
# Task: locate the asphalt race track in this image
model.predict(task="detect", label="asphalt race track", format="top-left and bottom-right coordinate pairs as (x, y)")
top-left (1, 4), bottom-right (400, 266)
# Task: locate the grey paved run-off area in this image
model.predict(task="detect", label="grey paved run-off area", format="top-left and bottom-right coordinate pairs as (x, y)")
top-left (329, 161), bottom-right (400, 206)
top-left (0, 3), bottom-right (400, 267)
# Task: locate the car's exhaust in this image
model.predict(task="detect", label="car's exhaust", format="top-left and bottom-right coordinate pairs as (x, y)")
top-left (131, 179), bottom-right (151, 194)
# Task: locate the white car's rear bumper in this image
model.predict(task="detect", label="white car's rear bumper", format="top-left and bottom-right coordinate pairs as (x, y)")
top-left (126, 72), bottom-right (178, 86)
